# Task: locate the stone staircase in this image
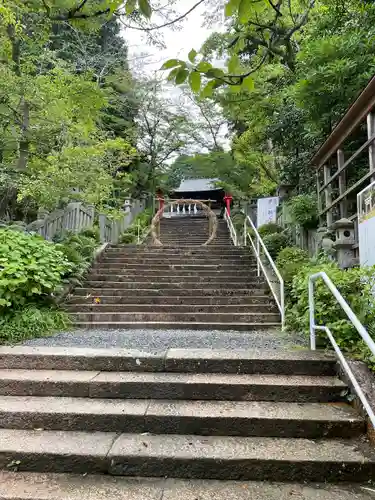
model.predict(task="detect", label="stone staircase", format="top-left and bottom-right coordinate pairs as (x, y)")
top-left (1, 214), bottom-right (374, 497)
top-left (0, 344), bottom-right (374, 492)
top-left (67, 216), bottom-right (281, 330)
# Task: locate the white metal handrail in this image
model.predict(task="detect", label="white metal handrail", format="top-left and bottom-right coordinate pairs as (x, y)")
top-left (224, 208), bottom-right (238, 246)
top-left (244, 215), bottom-right (285, 328)
top-left (309, 271), bottom-right (375, 429)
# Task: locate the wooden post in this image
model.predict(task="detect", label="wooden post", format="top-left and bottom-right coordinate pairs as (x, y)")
top-left (323, 165), bottom-right (333, 227)
top-left (337, 149), bottom-right (347, 218)
top-left (367, 112), bottom-right (375, 182)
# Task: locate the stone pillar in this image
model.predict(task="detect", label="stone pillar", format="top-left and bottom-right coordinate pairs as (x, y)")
top-left (332, 218), bottom-right (356, 269)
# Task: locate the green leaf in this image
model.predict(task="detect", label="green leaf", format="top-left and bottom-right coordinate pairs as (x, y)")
top-left (125, 0), bottom-right (137, 14)
top-left (188, 49), bottom-right (197, 63)
top-left (230, 85), bottom-right (242, 93)
top-left (161, 59), bottom-right (183, 70)
top-left (167, 67), bottom-right (180, 81)
top-left (225, 0), bottom-right (241, 17)
top-left (201, 80), bottom-right (216, 98)
top-left (196, 61), bottom-right (212, 72)
top-left (138, 0), bottom-right (152, 18)
top-left (228, 55), bottom-right (239, 74)
top-left (242, 75), bottom-right (254, 91)
top-left (238, 0), bottom-right (252, 23)
top-left (175, 68), bottom-right (189, 85)
top-left (189, 71), bottom-right (201, 93)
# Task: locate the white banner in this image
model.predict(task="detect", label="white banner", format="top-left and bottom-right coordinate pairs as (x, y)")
top-left (257, 197), bottom-right (280, 228)
top-left (358, 181), bottom-right (375, 267)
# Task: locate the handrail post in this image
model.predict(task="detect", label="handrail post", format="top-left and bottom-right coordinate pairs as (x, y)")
top-left (256, 234), bottom-right (260, 277)
top-left (309, 277), bottom-right (316, 350)
top-left (244, 218), bottom-right (247, 247)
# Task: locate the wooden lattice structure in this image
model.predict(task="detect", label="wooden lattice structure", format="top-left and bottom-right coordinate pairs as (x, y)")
top-left (311, 75), bottom-right (375, 252)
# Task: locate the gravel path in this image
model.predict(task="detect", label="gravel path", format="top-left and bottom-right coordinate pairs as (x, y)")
top-left (22, 328), bottom-right (307, 350)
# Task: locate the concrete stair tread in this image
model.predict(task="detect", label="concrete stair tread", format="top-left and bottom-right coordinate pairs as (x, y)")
top-left (0, 429), bottom-right (374, 479)
top-left (73, 288), bottom-right (268, 296)
top-left (0, 395), bottom-right (359, 421)
top-left (67, 305), bottom-right (277, 311)
top-left (0, 346), bottom-right (336, 374)
top-left (0, 473), bottom-right (372, 500)
top-left (73, 321), bottom-right (281, 331)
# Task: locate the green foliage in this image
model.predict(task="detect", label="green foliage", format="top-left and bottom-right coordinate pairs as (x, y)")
top-left (0, 305), bottom-right (71, 344)
top-left (119, 209), bottom-right (152, 244)
top-left (258, 223), bottom-right (283, 237)
top-left (276, 246), bottom-right (309, 291)
top-left (262, 232), bottom-right (290, 259)
top-left (287, 195), bottom-right (319, 229)
top-left (55, 229), bottom-right (99, 277)
top-left (287, 258), bottom-right (375, 353)
top-left (0, 229), bottom-right (72, 308)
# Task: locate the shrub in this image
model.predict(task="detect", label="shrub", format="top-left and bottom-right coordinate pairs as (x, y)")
top-left (287, 258), bottom-right (375, 352)
top-left (0, 229), bottom-right (72, 308)
top-left (55, 230), bottom-right (98, 277)
top-left (0, 306), bottom-right (71, 344)
top-left (262, 232), bottom-right (289, 259)
top-left (276, 246), bottom-right (309, 292)
top-left (287, 195), bottom-right (318, 229)
top-left (119, 208), bottom-right (153, 244)
top-left (258, 222), bottom-right (283, 237)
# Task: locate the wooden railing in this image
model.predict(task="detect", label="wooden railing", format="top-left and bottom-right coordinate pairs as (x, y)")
top-left (26, 199), bottom-right (146, 244)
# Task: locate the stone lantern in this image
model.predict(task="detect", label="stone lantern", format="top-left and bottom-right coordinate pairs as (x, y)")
top-left (123, 198), bottom-right (132, 214)
top-left (332, 218), bottom-right (356, 269)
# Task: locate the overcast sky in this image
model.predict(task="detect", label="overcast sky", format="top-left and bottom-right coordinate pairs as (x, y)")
top-left (124, 1), bottom-right (223, 76)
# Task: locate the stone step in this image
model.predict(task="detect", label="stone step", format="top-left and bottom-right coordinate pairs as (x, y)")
top-left (73, 287), bottom-right (269, 297)
top-left (0, 430), bottom-right (374, 481)
top-left (0, 371), bottom-right (344, 402)
top-left (0, 472), bottom-right (372, 500)
top-left (83, 281), bottom-right (267, 290)
top-left (105, 247), bottom-right (248, 254)
top-left (66, 304), bottom-right (277, 314)
top-left (85, 274), bottom-right (262, 283)
top-left (99, 257), bottom-right (256, 265)
top-left (67, 295), bottom-right (273, 305)
top-left (0, 396), bottom-right (362, 438)
top-left (70, 312), bottom-right (281, 323)
top-left (0, 347), bottom-right (337, 375)
top-left (72, 321), bottom-right (281, 331)
top-left (93, 263), bottom-right (257, 271)
top-left (89, 270), bottom-right (258, 277)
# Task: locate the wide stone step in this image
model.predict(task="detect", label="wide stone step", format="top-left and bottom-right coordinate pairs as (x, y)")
top-left (105, 247), bottom-right (248, 255)
top-left (67, 295), bottom-right (273, 306)
top-left (85, 274), bottom-right (262, 283)
top-left (0, 347), bottom-right (337, 375)
top-left (93, 263), bottom-right (257, 271)
top-left (0, 371), bottom-right (344, 402)
top-left (73, 287), bottom-right (269, 297)
top-left (66, 304), bottom-right (277, 314)
top-left (0, 430), bottom-right (374, 481)
top-left (83, 281), bottom-right (267, 290)
top-left (70, 312), bottom-right (281, 323)
top-left (89, 269), bottom-right (258, 277)
top-left (99, 257), bottom-right (256, 265)
top-left (0, 472), bottom-right (372, 500)
top-left (72, 321), bottom-right (280, 331)
top-left (0, 396), bottom-right (362, 438)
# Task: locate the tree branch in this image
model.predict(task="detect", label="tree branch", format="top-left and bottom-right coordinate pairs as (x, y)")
top-left (119, 0), bottom-right (206, 31)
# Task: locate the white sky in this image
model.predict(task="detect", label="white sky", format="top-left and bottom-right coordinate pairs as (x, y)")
top-left (125, 1), bottom-right (220, 75)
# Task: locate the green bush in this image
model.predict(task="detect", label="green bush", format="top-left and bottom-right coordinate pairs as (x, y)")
top-left (258, 222), bottom-right (283, 237)
top-left (0, 229), bottom-right (72, 308)
top-left (276, 246), bottom-right (309, 292)
top-left (262, 232), bottom-right (289, 259)
top-left (287, 195), bottom-right (318, 229)
top-left (55, 230), bottom-right (98, 276)
top-left (119, 208), bottom-right (153, 244)
top-left (0, 306), bottom-right (71, 344)
top-left (287, 258), bottom-right (375, 352)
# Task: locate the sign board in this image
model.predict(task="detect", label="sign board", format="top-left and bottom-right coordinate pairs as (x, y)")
top-left (257, 197), bottom-right (280, 228)
top-left (358, 181), bottom-right (375, 267)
